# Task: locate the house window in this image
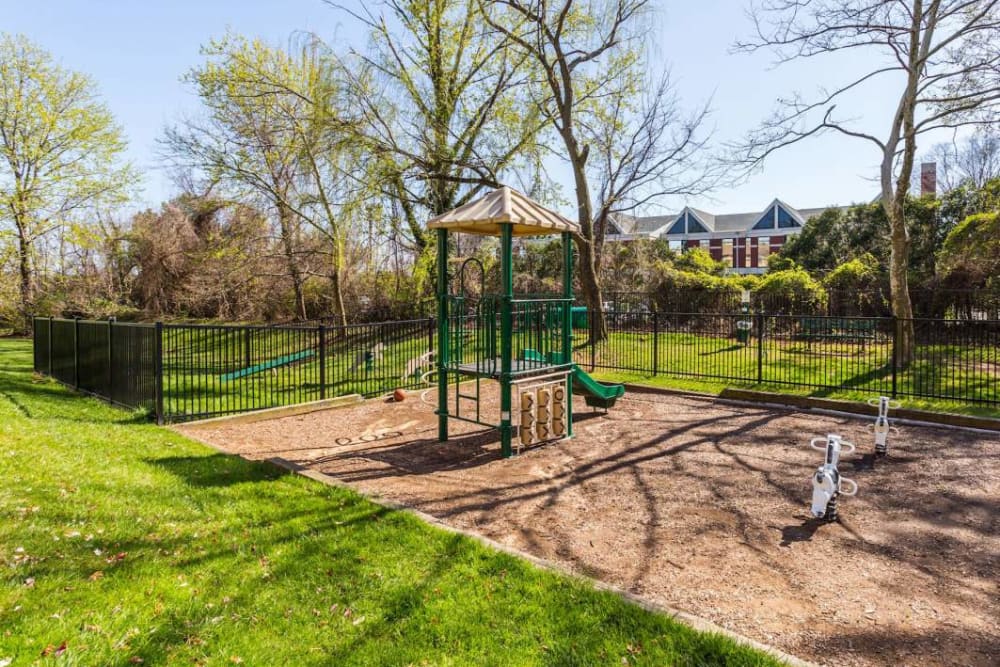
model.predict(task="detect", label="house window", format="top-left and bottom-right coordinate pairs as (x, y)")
top-left (777, 206), bottom-right (799, 228)
top-left (666, 217), bottom-right (685, 234)
top-left (668, 240), bottom-right (684, 252)
top-left (757, 236), bottom-right (770, 267)
top-left (686, 212), bottom-right (709, 233)
top-left (721, 239), bottom-right (734, 266)
top-left (752, 208), bottom-right (775, 230)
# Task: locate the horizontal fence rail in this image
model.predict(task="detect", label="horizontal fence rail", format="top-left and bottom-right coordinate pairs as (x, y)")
top-left (33, 310), bottom-right (999, 424)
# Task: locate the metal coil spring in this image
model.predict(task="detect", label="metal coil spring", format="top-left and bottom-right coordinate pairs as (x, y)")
top-left (824, 494), bottom-right (839, 523)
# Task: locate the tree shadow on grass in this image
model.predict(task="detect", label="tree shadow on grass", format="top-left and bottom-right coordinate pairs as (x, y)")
top-left (146, 453), bottom-right (289, 487)
top-left (806, 364), bottom-right (893, 398)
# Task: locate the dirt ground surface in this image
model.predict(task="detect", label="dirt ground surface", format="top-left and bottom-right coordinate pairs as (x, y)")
top-left (177, 387), bottom-right (1000, 667)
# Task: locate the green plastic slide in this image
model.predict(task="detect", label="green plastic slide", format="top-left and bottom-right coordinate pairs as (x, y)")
top-left (570, 364), bottom-right (625, 409)
top-left (219, 349), bottom-right (316, 383)
top-left (521, 349), bottom-right (625, 409)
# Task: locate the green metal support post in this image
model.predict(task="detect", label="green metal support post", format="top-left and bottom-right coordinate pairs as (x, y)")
top-left (499, 224), bottom-right (514, 457)
top-left (562, 232), bottom-right (574, 437)
top-left (436, 229), bottom-right (450, 441)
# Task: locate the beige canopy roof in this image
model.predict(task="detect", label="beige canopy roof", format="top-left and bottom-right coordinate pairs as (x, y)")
top-left (427, 186), bottom-right (580, 237)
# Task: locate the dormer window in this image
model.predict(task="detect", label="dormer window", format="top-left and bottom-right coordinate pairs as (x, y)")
top-left (686, 212), bottom-right (708, 233)
top-left (752, 208), bottom-right (775, 230)
top-left (666, 216), bottom-right (686, 234)
top-left (777, 205), bottom-right (800, 228)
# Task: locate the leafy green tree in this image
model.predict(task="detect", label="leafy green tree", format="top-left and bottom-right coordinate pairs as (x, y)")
top-left (939, 211), bottom-right (1000, 284)
top-left (174, 34), bottom-right (367, 326)
top-left (336, 0), bottom-right (542, 287)
top-left (164, 34), bottom-right (331, 321)
top-left (735, 0), bottom-right (1000, 362)
top-left (775, 198), bottom-right (947, 292)
top-left (483, 0), bottom-right (715, 340)
top-left (0, 33), bottom-right (137, 331)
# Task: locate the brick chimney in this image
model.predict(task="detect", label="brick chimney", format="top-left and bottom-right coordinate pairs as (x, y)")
top-left (920, 162), bottom-right (937, 197)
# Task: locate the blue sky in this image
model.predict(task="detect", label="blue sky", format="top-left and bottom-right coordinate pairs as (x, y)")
top-left (4, 0), bottom-right (945, 216)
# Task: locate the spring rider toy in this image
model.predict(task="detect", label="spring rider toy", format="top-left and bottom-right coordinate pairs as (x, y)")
top-left (809, 434), bottom-right (858, 522)
top-left (867, 396), bottom-right (901, 457)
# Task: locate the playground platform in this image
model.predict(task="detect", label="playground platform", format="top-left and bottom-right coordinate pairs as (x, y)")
top-left (455, 358), bottom-right (570, 379)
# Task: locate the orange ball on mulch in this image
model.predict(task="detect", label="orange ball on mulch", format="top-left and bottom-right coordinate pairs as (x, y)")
top-left (392, 388), bottom-right (407, 402)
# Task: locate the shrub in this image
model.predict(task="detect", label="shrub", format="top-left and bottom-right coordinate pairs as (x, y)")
top-left (651, 266), bottom-right (742, 313)
top-left (752, 267), bottom-right (828, 314)
top-left (674, 247), bottom-right (728, 276)
top-left (822, 253), bottom-right (886, 315)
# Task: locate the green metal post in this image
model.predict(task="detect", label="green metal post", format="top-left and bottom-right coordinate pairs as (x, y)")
top-left (436, 229), bottom-right (450, 441)
top-left (499, 224), bottom-right (514, 457)
top-left (562, 232), bottom-right (574, 438)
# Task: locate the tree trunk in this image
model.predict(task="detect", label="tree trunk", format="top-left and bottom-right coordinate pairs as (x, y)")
top-left (887, 203), bottom-right (915, 365)
top-left (564, 131), bottom-right (608, 342)
top-left (330, 268), bottom-right (348, 328)
top-left (277, 205), bottom-right (308, 321)
top-left (575, 237), bottom-right (606, 340)
top-left (15, 221), bottom-right (34, 334)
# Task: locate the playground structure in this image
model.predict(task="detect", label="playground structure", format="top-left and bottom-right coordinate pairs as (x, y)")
top-left (809, 434), bottom-right (858, 522)
top-left (868, 395), bottom-right (901, 457)
top-left (429, 186), bottom-right (624, 457)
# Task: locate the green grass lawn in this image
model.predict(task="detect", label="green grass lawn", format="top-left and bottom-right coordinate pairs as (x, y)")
top-left (0, 338), bottom-right (781, 666)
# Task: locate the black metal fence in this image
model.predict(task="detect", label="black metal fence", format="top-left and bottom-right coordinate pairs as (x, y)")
top-left (33, 310), bottom-right (999, 423)
top-left (33, 316), bottom-right (435, 423)
top-left (33, 318), bottom-right (160, 416)
top-left (580, 311), bottom-right (1000, 406)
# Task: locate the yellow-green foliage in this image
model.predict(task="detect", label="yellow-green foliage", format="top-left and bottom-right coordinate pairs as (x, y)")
top-left (753, 267), bottom-right (828, 309)
top-left (651, 265), bottom-right (742, 312)
top-left (938, 211), bottom-right (1000, 279)
top-left (822, 253), bottom-right (881, 291)
top-left (674, 247), bottom-right (728, 276)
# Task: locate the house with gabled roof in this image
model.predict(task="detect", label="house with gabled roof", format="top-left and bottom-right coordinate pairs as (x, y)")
top-left (607, 199), bottom-right (843, 274)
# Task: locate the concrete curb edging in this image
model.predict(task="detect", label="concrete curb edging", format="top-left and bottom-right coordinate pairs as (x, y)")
top-left (262, 454), bottom-right (817, 667)
top-left (175, 394), bottom-right (364, 429)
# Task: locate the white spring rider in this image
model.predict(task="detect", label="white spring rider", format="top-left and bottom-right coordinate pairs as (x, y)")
top-left (866, 396), bottom-right (901, 457)
top-left (810, 434), bottom-right (858, 522)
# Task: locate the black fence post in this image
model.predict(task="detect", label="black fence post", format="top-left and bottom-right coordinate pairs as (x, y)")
top-left (154, 321), bottom-right (164, 425)
top-left (73, 317), bottom-right (80, 390)
top-left (891, 316), bottom-right (898, 399)
top-left (48, 317), bottom-right (53, 376)
top-left (107, 318), bottom-right (114, 404)
top-left (652, 311), bottom-right (659, 376)
top-left (756, 311), bottom-right (765, 385)
top-left (318, 324), bottom-right (326, 400)
top-left (427, 317), bottom-right (435, 355)
top-left (244, 327), bottom-right (252, 370)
